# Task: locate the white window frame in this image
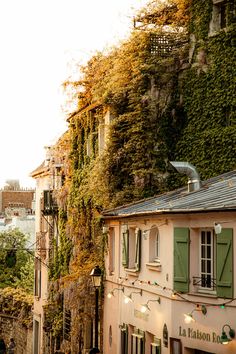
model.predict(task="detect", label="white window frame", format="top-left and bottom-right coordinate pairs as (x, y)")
top-left (199, 229), bottom-right (215, 293)
top-left (149, 226), bottom-right (160, 263)
top-left (131, 333), bottom-right (144, 354)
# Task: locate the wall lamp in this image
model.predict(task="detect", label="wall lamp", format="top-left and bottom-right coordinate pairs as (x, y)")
top-left (140, 297), bottom-right (161, 313)
top-left (220, 324), bottom-right (235, 345)
top-left (107, 287), bottom-right (124, 299)
top-left (124, 290), bottom-right (142, 304)
top-left (184, 305), bottom-right (207, 324)
top-left (214, 222), bottom-right (222, 235)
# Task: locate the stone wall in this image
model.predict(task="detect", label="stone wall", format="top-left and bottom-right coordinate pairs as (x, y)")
top-left (0, 314), bottom-right (33, 354)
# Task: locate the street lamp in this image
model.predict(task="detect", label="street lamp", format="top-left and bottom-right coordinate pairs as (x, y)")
top-left (90, 265), bottom-right (102, 349)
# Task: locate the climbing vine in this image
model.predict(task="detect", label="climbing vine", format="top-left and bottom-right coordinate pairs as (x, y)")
top-left (49, 0), bottom-right (236, 350)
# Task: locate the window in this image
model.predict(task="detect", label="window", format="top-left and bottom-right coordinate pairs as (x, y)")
top-left (131, 331), bottom-right (144, 354)
top-left (121, 325), bottom-right (128, 354)
top-left (33, 319), bottom-right (40, 354)
top-left (151, 338), bottom-right (161, 354)
top-left (173, 227), bottom-right (233, 298)
top-left (98, 123), bottom-right (105, 154)
top-left (34, 257), bottom-right (41, 297)
top-left (122, 227), bottom-right (141, 271)
top-left (149, 226), bottom-right (160, 263)
top-left (108, 228), bottom-right (115, 274)
top-left (209, 0), bottom-right (227, 35)
top-left (199, 230), bottom-right (214, 291)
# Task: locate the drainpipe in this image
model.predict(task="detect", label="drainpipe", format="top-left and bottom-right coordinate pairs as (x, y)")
top-left (170, 161), bottom-right (201, 192)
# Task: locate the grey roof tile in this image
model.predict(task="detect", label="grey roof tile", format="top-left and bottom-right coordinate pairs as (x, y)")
top-left (103, 170), bottom-right (236, 217)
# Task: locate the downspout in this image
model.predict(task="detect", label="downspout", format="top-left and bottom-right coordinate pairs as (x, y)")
top-left (170, 161), bottom-right (201, 192)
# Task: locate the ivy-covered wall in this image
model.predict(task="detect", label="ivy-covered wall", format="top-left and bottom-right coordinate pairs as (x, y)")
top-left (50, 0), bottom-right (236, 351)
top-left (177, 28), bottom-right (236, 179)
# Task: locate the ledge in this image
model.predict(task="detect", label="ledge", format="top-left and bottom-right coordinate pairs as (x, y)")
top-left (124, 268), bottom-right (139, 276)
top-left (146, 262), bottom-right (162, 271)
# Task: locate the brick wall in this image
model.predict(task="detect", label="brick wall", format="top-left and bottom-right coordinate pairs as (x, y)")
top-left (0, 191), bottom-right (34, 213)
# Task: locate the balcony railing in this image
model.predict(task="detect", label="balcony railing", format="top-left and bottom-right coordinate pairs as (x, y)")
top-left (193, 275), bottom-right (216, 290)
top-left (43, 190), bottom-right (58, 215)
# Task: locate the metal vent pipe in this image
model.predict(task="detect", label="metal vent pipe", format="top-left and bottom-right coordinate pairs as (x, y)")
top-left (170, 161), bottom-right (201, 192)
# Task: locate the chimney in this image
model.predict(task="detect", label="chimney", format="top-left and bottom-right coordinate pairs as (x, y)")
top-left (170, 161), bottom-right (201, 192)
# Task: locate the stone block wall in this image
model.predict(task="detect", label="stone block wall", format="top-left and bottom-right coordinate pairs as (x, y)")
top-left (0, 314), bottom-right (33, 354)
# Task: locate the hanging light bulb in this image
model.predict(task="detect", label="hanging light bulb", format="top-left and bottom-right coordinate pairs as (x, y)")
top-left (220, 325), bottom-right (235, 345)
top-left (184, 313), bottom-right (195, 324)
top-left (107, 287), bottom-right (124, 299)
top-left (184, 304), bottom-right (207, 323)
top-left (124, 294), bottom-right (133, 304)
top-left (141, 303), bottom-right (150, 313)
top-left (107, 291), bottom-right (114, 299)
top-left (140, 298), bottom-right (160, 313)
top-left (124, 289), bottom-right (142, 304)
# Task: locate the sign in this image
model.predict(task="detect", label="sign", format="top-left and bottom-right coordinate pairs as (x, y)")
top-left (179, 326), bottom-right (221, 344)
top-left (134, 309), bottom-right (149, 321)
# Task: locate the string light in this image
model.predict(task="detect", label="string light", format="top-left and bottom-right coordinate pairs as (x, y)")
top-left (116, 276), bottom-right (235, 311)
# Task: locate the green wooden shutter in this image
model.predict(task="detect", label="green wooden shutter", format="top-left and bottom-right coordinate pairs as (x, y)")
top-left (122, 231), bottom-right (129, 267)
top-left (173, 227), bottom-right (189, 293)
top-left (216, 228), bottom-right (233, 299)
top-left (135, 228), bottom-right (141, 271)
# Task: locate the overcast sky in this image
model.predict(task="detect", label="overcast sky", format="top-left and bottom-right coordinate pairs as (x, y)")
top-left (0, 0), bottom-right (147, 188)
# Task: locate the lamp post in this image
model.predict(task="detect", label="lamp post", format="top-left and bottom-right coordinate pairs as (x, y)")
top-left (90, 265), bottom-right (102, 349)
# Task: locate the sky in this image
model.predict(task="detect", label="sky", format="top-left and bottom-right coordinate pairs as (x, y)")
top-left (0, 0), bottom-right (148, 189)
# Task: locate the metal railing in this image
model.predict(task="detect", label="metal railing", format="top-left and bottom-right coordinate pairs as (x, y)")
top-left (193, 275), bottom-right (216, 290)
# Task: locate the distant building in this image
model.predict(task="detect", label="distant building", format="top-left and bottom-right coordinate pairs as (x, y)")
top-left (0, 181), bottom-right (35, 215)
top-left (0, 180), bottom-right (35, 244)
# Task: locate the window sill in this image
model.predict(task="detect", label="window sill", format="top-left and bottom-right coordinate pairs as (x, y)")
top-left (146, 262), bottom-right (162, 271)
top-left (124, 268), bottom-right (139, 275)
top-left (188, 291), bottom-right (218, 299)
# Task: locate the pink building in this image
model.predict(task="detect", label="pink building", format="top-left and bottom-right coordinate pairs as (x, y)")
top-left (102, 163), bottom-right (236, 354)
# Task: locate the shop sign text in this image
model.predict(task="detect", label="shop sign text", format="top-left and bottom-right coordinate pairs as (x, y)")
top-left (179, 326), bottom-right (221, 344)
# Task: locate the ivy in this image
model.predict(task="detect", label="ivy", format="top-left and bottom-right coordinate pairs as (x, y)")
top-left (50, 1), bottom-right (236, 350)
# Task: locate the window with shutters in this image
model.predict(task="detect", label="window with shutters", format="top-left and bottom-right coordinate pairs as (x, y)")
top-left (198, 230), bottom-right (215, 292)
top-left (122, 227), bottom-right (141, 272)
top-left (108, 228), bottom-right (115, 274)
top-left (174, 227), bottom-right (233, 299)
top-left (131, 330), bottom-right (144, 354)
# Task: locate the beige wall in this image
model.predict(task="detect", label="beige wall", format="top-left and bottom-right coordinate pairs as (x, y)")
top-left (103, 212), bottom-right (236, 354)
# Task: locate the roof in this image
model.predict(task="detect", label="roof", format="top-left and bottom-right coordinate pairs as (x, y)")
top-left (29, 161), bottom-right (48, 178)
top-left (102, 170), bottom-right (236, 218)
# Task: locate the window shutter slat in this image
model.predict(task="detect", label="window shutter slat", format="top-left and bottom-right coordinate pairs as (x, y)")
top-left (173, 227), bottom-right (189, 293)
top-left (216, 228), bottom-right (233, 298)
top-left (122, 231), bottom-right (129, 267)
top-left (135, 229), bottom-right (141, 271)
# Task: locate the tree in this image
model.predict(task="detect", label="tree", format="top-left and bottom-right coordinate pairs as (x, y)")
top-left (0, 228), bottom-right (34, 292)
